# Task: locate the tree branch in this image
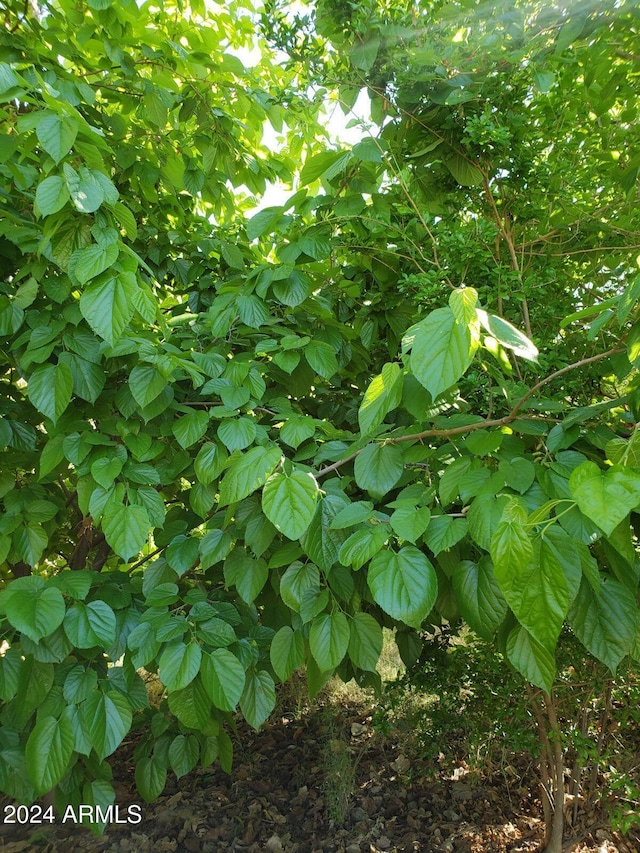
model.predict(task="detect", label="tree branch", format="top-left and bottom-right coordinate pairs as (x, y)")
top-left (315, 347), bottom-right (623, 478)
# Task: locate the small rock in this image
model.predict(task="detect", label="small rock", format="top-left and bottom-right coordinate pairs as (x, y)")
top-left (390, 754), bottom-right (411, 774)
top-left (452, 782), bottom-right (473, 802)
top-left (265, 835), bottom-right (284, 853)
top-left (377, 836), bottom-right (391, 850)
top-left (346, 845), bottom-right (361, 853)
top-left (351, 722), bottom-right (368, 736)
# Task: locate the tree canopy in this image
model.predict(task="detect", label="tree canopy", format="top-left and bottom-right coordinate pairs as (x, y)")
top-left (1, 0), bottom-right (640, 820)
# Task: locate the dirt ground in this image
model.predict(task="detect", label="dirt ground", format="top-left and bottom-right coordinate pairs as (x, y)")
top-left (1, 693), bottom-right (638, 853)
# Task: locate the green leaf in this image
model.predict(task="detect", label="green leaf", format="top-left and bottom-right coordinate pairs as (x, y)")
top-left (569, 462), bottom-right (640, 536)
top-left (64, 601), bottom-right (116, 648)
top-left (172, 410), bottom-right (209, 449)
top-left (112, 202), bottom-right (138, 240)
top-left (301, 494), bottom-right (351, 570)
top-left (197, 616), bottom-right (237, 647)
top-left (63, 666), bottom-right (98, 704)
top-left (102, 503), bottom-right (150, 562)
top-left (491, 501), bottom-right (533, 585)
top-left (28, 363), bottom-right (73, 424)
top-left (1, 576), bottom-right (65, 642)
top-left (39, 434), bottom-right (65, 477)
top-left (0, 62), bottom-right (23, 97)
top-left (201, 649), bottom-right (246, 712)
top-left (280, 417), bottom-right (316, 448)
top-left (80, 273), bottom-right (137, 345)
top-left (300, 150), bottom-right (352, 186)
top-left (240, 670), bottom-right (275, 730)
top-left (367, 546), bottom-right (438, 628)
top-left (129, 363), bottom-right (168, 409)
top-left (423, 515), bottom-right (468, 554)
top-left (499, 457), bottom-right (536, 493)
top-left (169, 734), bottom-right (199, 779)
top-left (464, 430), bottom-right (503, 457)
top-left (476, 309), bottom-right (538, 361)
top-left (351, 34), bottom-right (380, 71)
top-left (300, 586), bottom-right (329, 623)
top-left (272, 270), bottom-right (311, 306)
top-left (330, 501), bottom-right (374, 530)
top-left (49, 570), bottom-right (92, 600)
top-left (270, 626), bottom-right (305, 681)
top-left (262, 470), bottom-right (319, 540)
top-left (159, 640), bottom-right (202, 692)
top-left (223, 548), bottom-right (268, 603)
top-left (411, 307), bottom-right (476, 399)
top-left (221, 385), bottom-right (251, 409)
top-left (449, 287), bottom-right (479, 324)
top-left (70, 242), bottom-right (119, 285)
top-left (199, 529), bottom-right (232, 569)
top-left (0, 647), bottom-right (22, 702)
top-left (167, 677), bottom-right (212, 729)
top-left (305, 341), bottom-right (338, 379)
top-left (91, 457), bottom-right (123, 488)
top-left (35, 176), bottom-right (69, 216)
top-left (59, 352), bottom-right (105, 403)
top-left (358, 362), bottom-right (403, 435)
top-left (309, 611), bottom-right (350, 670)
top-left (82, 691), bottom-right (132, 760)
top-left (354, 443), bottom-right (404, 498)
top-left (195, 441), bottom-right (227, 484)
top-left (63, 163), bottom-right (104, 213)
top-left (468, 495), bottom-right (510, 551)
top-left (26, 715), bottom-right (74, 795)
top-left (237, 294), bottom-right (269, 328)
top-left (218, 445), bottom-right (281, 506)
top-left (443, 153), bottom-right (484, 186)
top-left (506, 625), bottom-right (555, 692)
top-left (36, 113), bottom-right (78, 162)
top-left (439, 456), bottom-right (473, 506)
top-left (452, 558), bottom-right (507, 639)
top-left (348, 612), bottom-right (383, 672)
top-left (127, 622), bottom-right (161, 669)
top-left (0, 299), bottom-right (24, 336)
top-left (135, 756), bottom-right (167, 802)
top-left (498, 530), bottom-right (577, 651)
top-left (218, 417), bottom-right (257, 451)
top-left (389, 507), bottom-right (431, 544)
top-left (246, 206), bottom-right (283, 240)
top-left (569, 578), bottom-right (638, 673)
top-left (280, 561), bottom-right (320, 612)
top-left (338, 525), bottom-right (388, 569)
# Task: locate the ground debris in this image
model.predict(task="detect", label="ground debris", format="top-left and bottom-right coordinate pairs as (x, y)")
top-left (0, 702), bottom-right (636, 853)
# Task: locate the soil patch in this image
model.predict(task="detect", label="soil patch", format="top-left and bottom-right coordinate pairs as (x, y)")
top-left (1, 701), bottom-right (637, 853)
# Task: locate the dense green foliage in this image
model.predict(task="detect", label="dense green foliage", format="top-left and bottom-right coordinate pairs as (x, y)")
top-left (1, 0), bottom-right (640, 828)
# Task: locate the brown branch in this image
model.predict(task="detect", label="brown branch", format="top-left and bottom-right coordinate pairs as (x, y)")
top-left (315, 347), bottom-right (623, 478)
top-left (544, 691), bottom-right (565, 852)
top-left (127, 546), bottom-right (163, 573)
top-left (317, 450), bottom-right (361, 478)
top-left (508, 347), bottom-right (623, 419)
top-left (526, 685), bottom-right (554, 844)
top-left (483, 176), bottom-right (532, 337)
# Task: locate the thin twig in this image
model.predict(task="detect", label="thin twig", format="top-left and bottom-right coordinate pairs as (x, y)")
top-left (127, 546), bottom-right (163, 573)
top-left (315, 347), bottom-right (623, 478)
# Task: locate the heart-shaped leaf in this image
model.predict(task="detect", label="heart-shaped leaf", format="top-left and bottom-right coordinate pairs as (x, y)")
top-left (569, 462), bottom-right (640, 536)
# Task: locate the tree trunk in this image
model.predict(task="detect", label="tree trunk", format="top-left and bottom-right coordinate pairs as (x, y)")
top-left (543, 692), bottom-right (564, 853)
